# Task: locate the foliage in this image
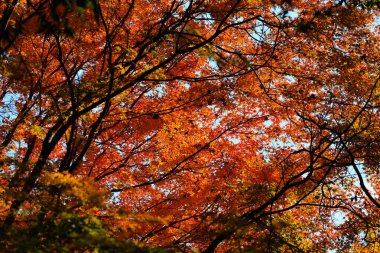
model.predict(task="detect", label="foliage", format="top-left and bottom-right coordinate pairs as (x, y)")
top-left (3, 212), bottom-right (173, 252)
top-left (1, 0), bottom-right (380, 252)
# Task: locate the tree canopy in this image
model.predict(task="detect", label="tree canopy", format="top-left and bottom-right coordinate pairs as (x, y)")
top-left (1, 0), bottom-right (380, 252)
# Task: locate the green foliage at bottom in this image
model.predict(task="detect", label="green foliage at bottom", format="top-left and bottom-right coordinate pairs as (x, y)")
top-left (1, 212), bottom-right (172, 253)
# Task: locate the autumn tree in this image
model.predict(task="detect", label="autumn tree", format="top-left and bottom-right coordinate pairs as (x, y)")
top-left (1, 0), bottom-right (380, 252)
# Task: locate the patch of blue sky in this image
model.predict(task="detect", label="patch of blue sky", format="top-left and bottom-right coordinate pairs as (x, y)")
top-left (370, 12), bottom-right (380, 32)
top-left (264, 118), bottom-right (272, 127)
top-left (91, 105), bottom-right (104, 113)
top-left (227, 136), bottom-right (240, 144)
top-left (331, 210), bottom-right (347, 226)
top-left (250, 21), bottom-right (273, 43)
top-left (269, 137), bottom-right (295, 150)
top-left (271, 5), bottom-right (299, 20)
top-left (110, 191), bottom-right (121, 204)
top-left (0, 92), bottom-right (20, 122)
top-left (212, 118), bottom-right (222, 129)
top-left (74, 68), bottom-right (85, 84)
top-left (183, 0), bottom-right (190, 9)
top-left (279, 120), bottom-right (288, 128)
top-left (287, 10), bottom-right (300, 19)
top-left (208, 58), bottom-right (219, 70)
top-left (284, 74), bottom-right (296, 83)
top-left (194, 70), bottom-right (202, 76)
top-left (145, 83), bottom-right (167, 98)
top-left (349, 163), bottom-right (377, 195)
top-left (181, 81), bottom-right (190, 89)
top-left (231, 16), bottom-right (244, 23)
top-left (195, 12), bottom-right (214, 25)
